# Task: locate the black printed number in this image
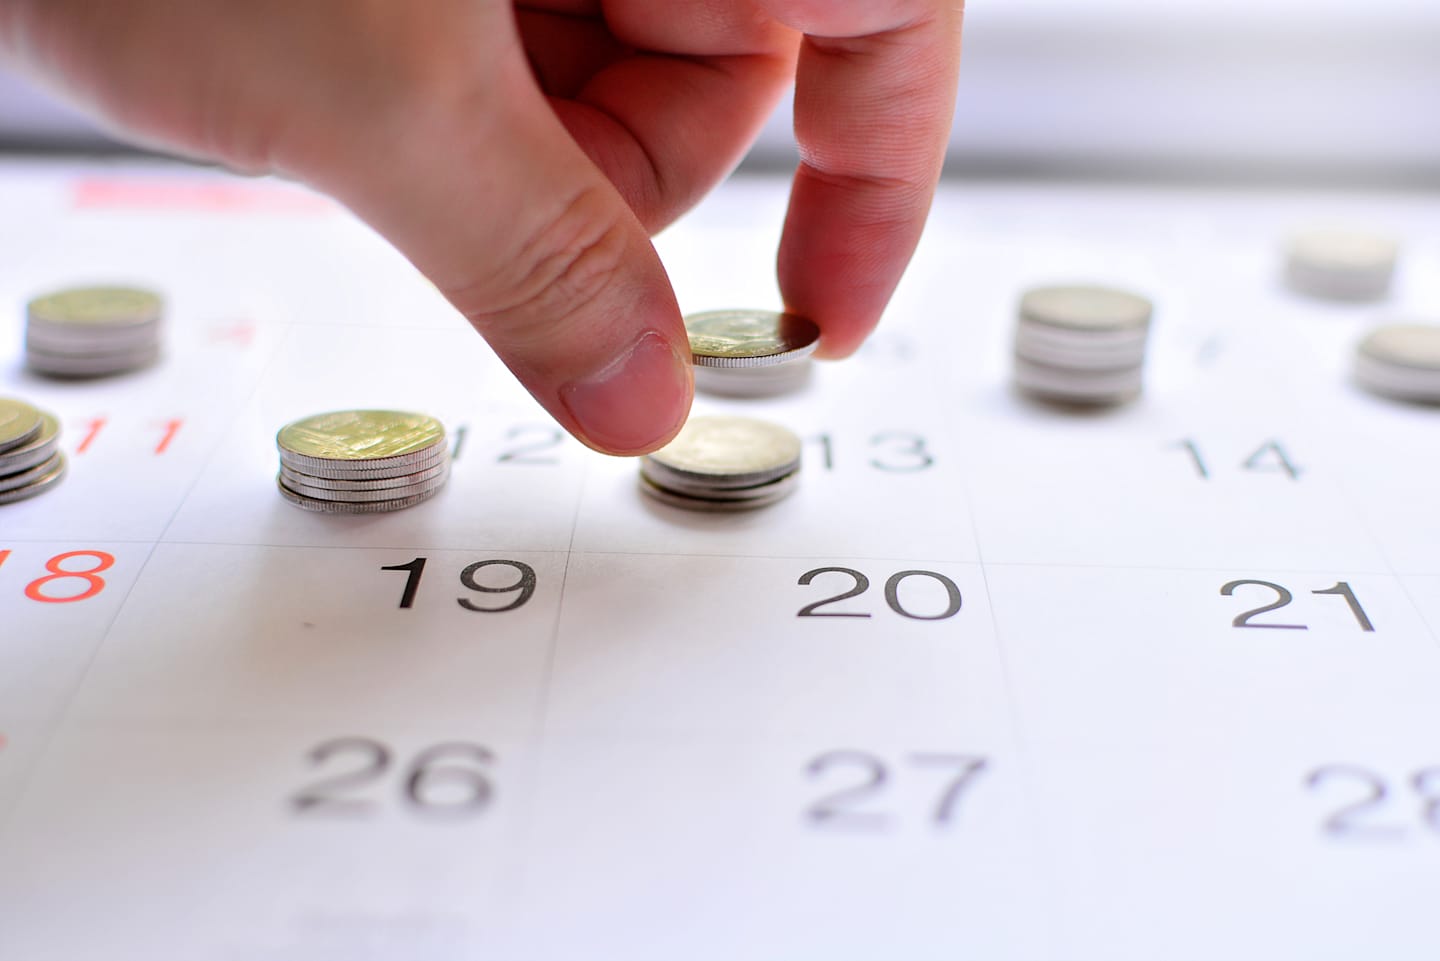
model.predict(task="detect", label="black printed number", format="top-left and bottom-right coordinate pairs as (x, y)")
top-left (798, 567), bottom-right (961, 621)
top-left (805, 751), bottom-right (988, 832)
top-left (1305, 765), bottom-right (1440, 840)
top-left (1221, 579), bottom-right (1374, 632)
top-left (291, 737), bottom-right (494, 818)
top-left (381, 557), bottom-right (537, 612)
top-left (806, 432), bottom-right (935, 472)
top-left (497, 425), bottom-right (564, 465)
top-left (1172, 438), bottom-right (1301, 480)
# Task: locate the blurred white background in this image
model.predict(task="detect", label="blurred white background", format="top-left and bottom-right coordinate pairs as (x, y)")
top-left (2, 0), bottom-right (1437, 182)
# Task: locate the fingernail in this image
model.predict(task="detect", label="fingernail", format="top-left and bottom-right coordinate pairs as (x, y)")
top-left (560, 330), bottom-right (691, 454)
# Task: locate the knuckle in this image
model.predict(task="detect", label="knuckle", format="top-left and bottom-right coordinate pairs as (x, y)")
top-left (450, 186), bottom-right (630, 351)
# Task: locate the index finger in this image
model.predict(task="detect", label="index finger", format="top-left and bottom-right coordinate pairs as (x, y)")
top-left (759, 1), bottom-right (963, 358)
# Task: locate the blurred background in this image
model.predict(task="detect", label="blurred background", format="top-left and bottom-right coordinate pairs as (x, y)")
top-left (2, 0), bottom-right (1437, 185)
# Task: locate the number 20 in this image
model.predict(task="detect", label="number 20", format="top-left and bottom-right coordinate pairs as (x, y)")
top-left (797, 567), bottom-right (961, 621)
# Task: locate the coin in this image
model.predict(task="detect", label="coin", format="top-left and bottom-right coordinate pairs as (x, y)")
top-left (0, 398), bottom-right (43, 455)
top-left (25, 344), bottom-right (162, 378)
top-left (276, 477), bottom-right (442, 514)
top-left (644, 415), bottom-right (801, 487)
top-left (638, 473), bottom-right (798, 512)
top-left (25, 285), bottom-right (165, 378)
top-left (1286, 229), bottom-right (1398, 302)
top-left (27, 286), bottom-right (163, 328)
top-left (0, 453), bottom-right (66, 506)
top-left (280, 458), bottom-right (450, 491)
top-left (685, 310), bottom-right (821, 369)
top-left (1013, 284), bottom-right (1153, 407)
top-left (642, 469), bottom-right (799, 501)
top-left (0, 412), bottom-right (62, 474)
top-left (693, 358), bottom-right (814, 399)
top-left (279, 465), bottom-right (450, 503)
top-left (638, 414), bottom-right (802, 512)
top-left (277, 410), bottom-right (446, 471)
top-left (1354, 323), bottom-right (1440, 404)
top-left (1019, 285), bottom-right (1153, 332)
top-left (276, 448), bottom-right (449, 481)
top-left (275, 409), bottom-right (452, 512)
top-left (1013, 356), bottom-right (1145, 405)
top-left (0, 452), bottom-right (66, 494)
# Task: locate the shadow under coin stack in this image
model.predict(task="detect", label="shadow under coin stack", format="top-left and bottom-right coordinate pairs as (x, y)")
top-left (276, 410), bottom-right (449, 513)
top-left (1013, 284), bottom-right (1154, 406)
top-left (26, 286), bottom-right (164, 377)
top-left (639, 415), bottom-right (802, 512)
top-left (0, 397), bottom-right (66, 505)
top-left (686, 309), bottom-right (820, 398)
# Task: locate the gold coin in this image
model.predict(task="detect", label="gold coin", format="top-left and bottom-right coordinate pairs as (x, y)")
top-left (277, 410), bottom-right (446, 465)
top-left (685, 310), bottom-right (820, 368)
top-left (0, 398), bottom-right (43, 454)
top-left (27, 286), bottom-right (163, 327)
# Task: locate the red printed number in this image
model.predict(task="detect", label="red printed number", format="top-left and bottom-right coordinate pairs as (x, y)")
top-left (22, 550), bottom-right (115, 603)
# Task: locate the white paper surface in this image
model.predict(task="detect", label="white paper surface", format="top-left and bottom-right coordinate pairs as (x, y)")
top-left (0, 160), bottom-right (1438, 960)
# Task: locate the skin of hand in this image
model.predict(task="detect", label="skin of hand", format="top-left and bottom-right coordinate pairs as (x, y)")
top-left (0, 0), bottom-right (962, 454)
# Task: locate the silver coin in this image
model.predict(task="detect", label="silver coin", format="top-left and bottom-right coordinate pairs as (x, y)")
top-left (26, 321), bottom-right (161, 353)
top-left (1285, 229), bottom-right (1398, 302)
top-left (1019, 285), bottom-right (1153, 332)
top-left (1354, 323), bottom-right (1440, 403)
top-left (694, 358), bottom-right (815, 399)
top-left (0, 398), bottom-right (43, 455)
top-left (1014, 320), bottom-right (1150, 370)
top-left (276, 477), bottom-right (442, 514)
top-left (278, 447), bottom-right (450, 480)
top-left (0, 451), bottom-right (66, 493)
top-left (279, 466), bottom-right (450, 503)
top-left (644, 468), bottom-right (799, 501)
top-left (280, 458), bottom-right (450, 491)
top-left (0, 453), bottom-right (66, 506)
top-left (638, 473), bottom-right (798, 512)
top-left (643, 415), bottom-right (802, 488)
top-left (26, 344), bottom-right (162, 377)
top-left (685, 310), bottom-right (821, 369)
top-left (0, 411), bottom-right (61, 474)
top-left (1013, 356), bottom-right (1144, 405)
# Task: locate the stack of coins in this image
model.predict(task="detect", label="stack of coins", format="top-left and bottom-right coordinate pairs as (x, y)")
top-left (0, 397), bottom-right (66, 505)
top-left (1013, 284), bottom-right (1154, 405)
top-left (276, 410), bottom-right (449, 513)
top-left (26, 286), bottom-right (164, 377)
top-left (686, 309), bottom-right (820, 398)
top-left (639, 415), bottom-right (801, 511)
top-left (1285, 229), bottom-right (1398, 302)
top-left (1353, 323), bottom-right (1440, 404)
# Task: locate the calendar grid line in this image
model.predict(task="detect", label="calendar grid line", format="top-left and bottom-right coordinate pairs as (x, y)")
top-left (0, 540), bottom-right (160, 834)
top-left (1330, 468), bottom-right (1440, 652)
top-left (0, 325), bottom-right (298, 834)
top-left (9, 533), bottom-right (1425, 578)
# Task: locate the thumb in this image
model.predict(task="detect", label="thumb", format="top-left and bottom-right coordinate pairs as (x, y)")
top-left (303, 62), bottom-right (694, 456)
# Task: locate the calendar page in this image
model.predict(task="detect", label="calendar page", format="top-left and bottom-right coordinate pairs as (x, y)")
top-left (1, 159), bottom-right (1437, 961)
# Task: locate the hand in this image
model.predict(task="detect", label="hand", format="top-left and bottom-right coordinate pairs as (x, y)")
top-left (0, 0), bottom-right (962, 453)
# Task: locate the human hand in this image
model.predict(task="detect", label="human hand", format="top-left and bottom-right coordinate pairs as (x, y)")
top-left (0, 0), bottom-right (961, 453)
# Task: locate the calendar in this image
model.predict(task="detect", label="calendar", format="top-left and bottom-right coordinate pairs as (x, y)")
top-left (1, 159), bottom-right (1437, 961)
